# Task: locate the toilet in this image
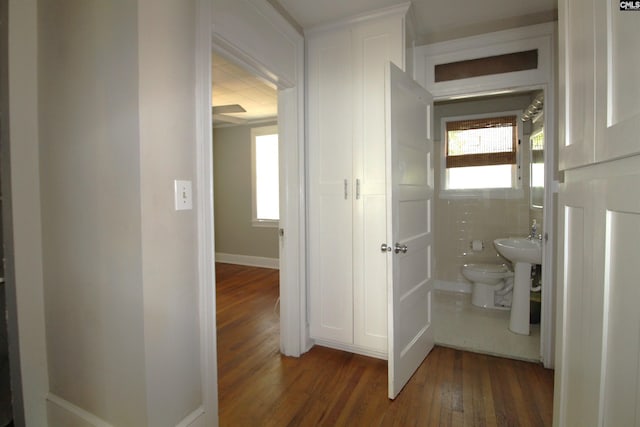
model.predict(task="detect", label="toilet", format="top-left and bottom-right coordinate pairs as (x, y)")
top-left (462, 263), bottom-right (514, 310)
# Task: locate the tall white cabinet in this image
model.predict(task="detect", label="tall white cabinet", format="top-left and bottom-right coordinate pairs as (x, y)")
top-left (554, 1), bottom-right (640, 425)
top-left (307, 6), bottom-right (413, 357)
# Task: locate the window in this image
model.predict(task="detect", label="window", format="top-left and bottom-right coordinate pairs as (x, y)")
top-left (441, 113), bottom-right (522, 198)
top-left (251, 125), bottom-right (279, 227)
top-left (530, 128), bottom-right (545, 208)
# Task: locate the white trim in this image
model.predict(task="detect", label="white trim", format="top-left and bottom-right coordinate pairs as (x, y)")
top-left (251, 219), bottom-right (279, 228)
top-left (540, 81), bottom-right (557, 368)
top-left (312, 338), bottom-right (387, 360)
top-left (439, 188), bottom-right (525, 200)
top-left (47, 394), bottom-right (114, 427)
top-left (195, 0), bottom-right (217, 425)
top-left (46, 396), bottom-right (209, 427)
top-left (213, 116), bottom-right (278, 129)
top-left (176, 407), bottom-right (205, 427)
top-left (417, 23), bottom-right (557, 368)
top-left (205, 0), bottom-right (307, 365)
top-left (304, 2), bottom-right (411, 36)
top-left (434, 279), bottom-right (472, 294)
top-left (415, 23), bottom-right (555, 99)
top-left (215, 253), bottom-right (280, 269)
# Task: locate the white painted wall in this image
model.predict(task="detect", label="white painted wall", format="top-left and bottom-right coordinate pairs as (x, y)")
top-left (211, 0), bottom-right (299, 87)
top-left (8, 1), bottom-right (49, 425)
top-left (34, 0), bottom-right (203, 425)
top-left (10, 0), bottom-right (302, 424)
top-left (138, 0), bottom-right (202, 424)
top-left (38, 0), bottom-right (148, 425)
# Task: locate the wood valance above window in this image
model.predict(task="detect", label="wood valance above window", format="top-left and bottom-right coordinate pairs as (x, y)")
top-left (434, 50), bottom-right (538, 82)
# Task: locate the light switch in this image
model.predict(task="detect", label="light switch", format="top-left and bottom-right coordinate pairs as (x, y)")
top-left (174, 180), bottom-right (193, 210)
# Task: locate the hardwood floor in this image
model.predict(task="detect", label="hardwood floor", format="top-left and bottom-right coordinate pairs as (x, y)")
top-left (216, 263), bottom-right (554, 426)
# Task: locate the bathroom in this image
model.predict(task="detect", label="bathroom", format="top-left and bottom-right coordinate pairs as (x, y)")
top-left (431, 89), bottom-right (548, 362)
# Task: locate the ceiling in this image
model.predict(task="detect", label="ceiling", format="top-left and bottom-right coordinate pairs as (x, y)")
top-left (278, 0), bottom-right (556, 44)
top-left (211, 53), bottom-right (278, 127)
top-left (212, 0), bottom-right (558, 126)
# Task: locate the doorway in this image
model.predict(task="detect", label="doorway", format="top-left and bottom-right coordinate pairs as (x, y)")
top-left (431, 88), bottom-right (554, 364)
top-left (211, 52), bottom-right (281, 270)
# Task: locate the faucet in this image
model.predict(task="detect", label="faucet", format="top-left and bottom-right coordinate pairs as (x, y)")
top-left (529, 220), bottom-right (539, 240)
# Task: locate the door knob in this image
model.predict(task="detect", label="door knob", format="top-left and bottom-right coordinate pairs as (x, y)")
top-left (380, 243), bottom-right (392, 253)
top-left (394, 243), bottom-right (408, 254)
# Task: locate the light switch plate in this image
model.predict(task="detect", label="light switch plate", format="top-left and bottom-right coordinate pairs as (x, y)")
top-left (174, 180), bottom-right (193, 210)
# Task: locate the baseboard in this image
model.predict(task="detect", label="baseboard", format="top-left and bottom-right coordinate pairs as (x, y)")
top-left (176, 407), bottom-right (205, 427)
top-left (434, 279), bottom-right (472, 294)
top-left (311, 338), bottom-right (387, 360)
top-left (47, 393), bottom-right (114, 427)
top-left (47, 394), bottom-right (205, 427)
top-left (215, 253), bottom-right (279, 269)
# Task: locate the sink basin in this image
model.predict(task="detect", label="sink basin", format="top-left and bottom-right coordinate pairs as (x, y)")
top-left (494, 237), bottom-right (542, 265)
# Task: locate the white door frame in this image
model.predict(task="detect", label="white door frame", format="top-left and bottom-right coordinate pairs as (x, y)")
top-left (431, 83), bottom-right (556, 368)
top-left (415, 24), bottom-right (557, 368)
top-left (195, 0), bottom-right (306, 423)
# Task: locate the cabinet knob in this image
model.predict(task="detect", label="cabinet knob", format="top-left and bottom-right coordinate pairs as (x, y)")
top-left (380, 243), bottom-right (392, 253)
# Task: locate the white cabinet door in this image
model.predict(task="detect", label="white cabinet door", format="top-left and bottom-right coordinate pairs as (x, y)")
top-left (554, 2), bottom-right (640, 425)
top-left (308, 13), bottom-right (406, 354)
top-left (559, 0), bottom-right (640, 170)
top-left (554, 181), bottom-right (602, 425)
top-left (597, 173), bottom-right (640, 426)
top-left (555, 171), bottom-right (640, 426)
top-left (593, 0), bottom-right (640, 162)
top-left (386, 62), bottom-right (434, 399)
top-left (558, 0), bottom-right (596, 170)
top-left (308, 30), bottom-right (355, 344)
top-left (352, 16), bottom-right (404, 353)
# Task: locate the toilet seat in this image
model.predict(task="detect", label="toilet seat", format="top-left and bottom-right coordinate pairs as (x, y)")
top-left (462, 263), bottom-right (513, 285)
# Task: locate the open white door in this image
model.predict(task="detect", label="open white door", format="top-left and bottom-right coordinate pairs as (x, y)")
top-left (386, 62), bottom-right (435, 399)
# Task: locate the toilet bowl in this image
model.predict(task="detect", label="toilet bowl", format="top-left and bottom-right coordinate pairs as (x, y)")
top-left (462, 263), bottom-right (514, 310)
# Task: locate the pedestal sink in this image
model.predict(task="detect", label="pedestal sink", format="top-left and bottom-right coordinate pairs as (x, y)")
top-left (494, 237), bottom-right (542, 335)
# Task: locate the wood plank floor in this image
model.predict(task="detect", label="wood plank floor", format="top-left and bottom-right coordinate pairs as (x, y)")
top-left (216, 263), bottom-right (554, 426)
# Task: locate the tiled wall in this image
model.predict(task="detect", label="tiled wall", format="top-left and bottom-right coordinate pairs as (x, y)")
top-left (433, 93), bottom-right (536, 283)
top-left (435, 198), bottom-right (531, 282)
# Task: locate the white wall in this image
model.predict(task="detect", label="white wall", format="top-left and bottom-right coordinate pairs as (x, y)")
top-left (138, 0), bottom-right (202, 424)
top-left (34, 0), bottom-right (202, 425)
top-left (9, 0), bottom-right (302, 424)
top-left (38, 0), bottom-right (148, 424)
top-left (8, 0), bottom-right (48, 425)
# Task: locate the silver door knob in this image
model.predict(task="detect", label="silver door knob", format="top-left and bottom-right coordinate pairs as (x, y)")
top-left (394, 243), bottom-right (408, 254)
top-left (380, 243), bottom-right (392, 253)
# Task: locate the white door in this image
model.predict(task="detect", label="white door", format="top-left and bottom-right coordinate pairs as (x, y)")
top-left (386, 62), bottom-right (435, 399)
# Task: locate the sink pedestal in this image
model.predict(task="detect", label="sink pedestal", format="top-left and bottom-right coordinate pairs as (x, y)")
top-left (510, 262), bottom-right (532, 335)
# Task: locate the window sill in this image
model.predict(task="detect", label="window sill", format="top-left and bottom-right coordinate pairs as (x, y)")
top-left (439, 188), bottom-right (524, 200)
top-left (252, 219), bottom-right (279, 228)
